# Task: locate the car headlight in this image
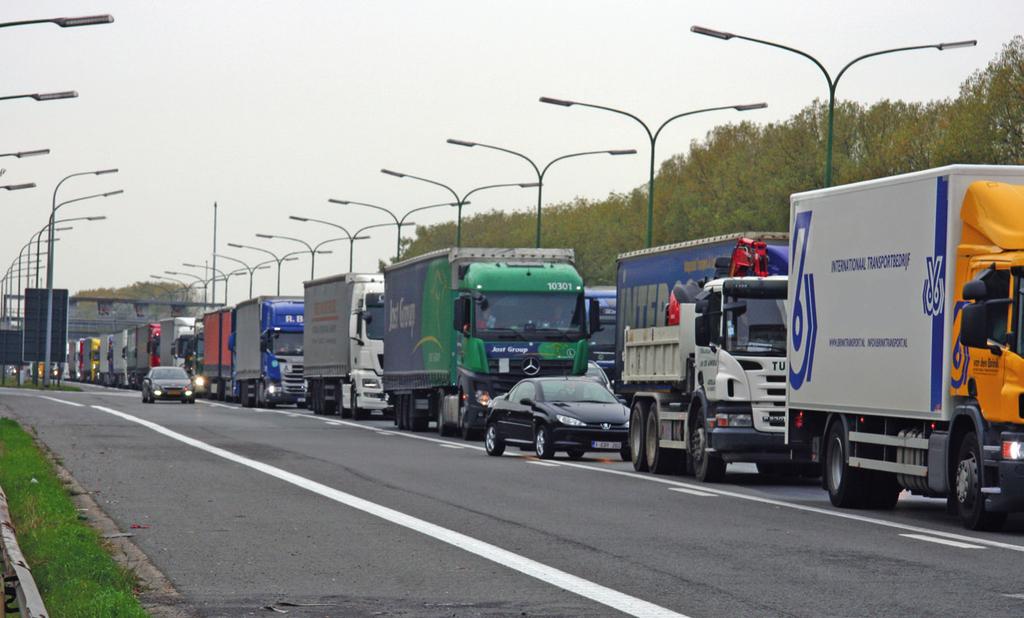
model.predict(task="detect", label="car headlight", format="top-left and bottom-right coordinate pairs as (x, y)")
top-left (556, 414), bottom-right (586, 427)
top-left (185, 389), bottom-right (193, 397)
top-left (194, 376), bottom-right (205, 387)
top-left (361, 378), bottom-right (381, 389)
top-left (153, 389), bottom-right (163, 396)
top-left (475, 389), bottom-right (491, 405)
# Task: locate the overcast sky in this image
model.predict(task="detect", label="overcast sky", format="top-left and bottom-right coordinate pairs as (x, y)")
top-left (2, 1), bottom-right (1021, 305)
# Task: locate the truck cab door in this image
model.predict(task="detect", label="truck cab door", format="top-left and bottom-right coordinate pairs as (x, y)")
top-left (961, 265), bottom-right (1011, 417)
top-left (694, 291), bottom-right (722, 399)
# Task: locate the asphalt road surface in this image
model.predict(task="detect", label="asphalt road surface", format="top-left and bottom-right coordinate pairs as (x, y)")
top-left (3, 384), bottom-right (1024, 617)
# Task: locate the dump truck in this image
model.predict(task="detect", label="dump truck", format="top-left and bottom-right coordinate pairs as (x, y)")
top-left (383, 248), bottom-right (600, 438)
top-left (785, 164), bottom-right (1024, 530)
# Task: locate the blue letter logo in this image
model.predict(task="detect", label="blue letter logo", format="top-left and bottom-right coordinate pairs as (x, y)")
top-left (790, 211), bottom-right (817, 390)
top-left (922, 256), bottom-right (945, 317)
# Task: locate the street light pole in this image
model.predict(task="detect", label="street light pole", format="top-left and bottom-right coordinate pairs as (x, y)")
top-left (287, 216), bottom-right (373, 271)
top-left (447, 139), bottom-right (636, 247)
top-left (327, 200), bottom-right (456, 260)
top-left (254, 233), bottom-right (318, 279)
top-left (214, 254), bottom-right (279, 300)
top-left (33, 214), bottom-right (108, 288)
top-left (690, 25), bottom-right (976, 187)
top-left (165, 271), bottom-right (208, 306)
top-left (227, 243), bottom-right (297, 295)
top-left (43, 168), bottom-right (120, 387)
top-left (380, 169), bottom-right (538, 247)
top-left (541, 96), bottom-right (766, 248)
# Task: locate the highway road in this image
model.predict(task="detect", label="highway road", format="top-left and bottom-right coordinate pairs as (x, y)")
top-left (3, 384), bottom-right (1024, 617)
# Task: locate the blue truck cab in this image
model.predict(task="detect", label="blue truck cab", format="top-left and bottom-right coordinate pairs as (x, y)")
top-left (585, 287), bottom-right (617, 382)
top-left (230, 296), bottom-right (306, 408)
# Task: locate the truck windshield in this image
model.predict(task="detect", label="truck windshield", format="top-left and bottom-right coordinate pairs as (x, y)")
top-left (271, 332), bottom-right (303, 356)
top-left (724, 296), bottom-right (786, 355)
top-left (475, 293), bottom-right (583, 340)
top-left (591, 319), bottom-right (616, 347)
top-left (365, 304), bottom-right (385, 340)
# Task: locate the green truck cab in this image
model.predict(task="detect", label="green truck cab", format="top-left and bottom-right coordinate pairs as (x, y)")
top-left (384, 248), bottom-right (600, 439)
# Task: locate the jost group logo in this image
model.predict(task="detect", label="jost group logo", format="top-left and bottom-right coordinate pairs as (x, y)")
top-left (789, 210), bottom-right (818, 390)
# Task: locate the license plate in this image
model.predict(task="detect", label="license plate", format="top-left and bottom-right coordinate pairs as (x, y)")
top-left (591, 441), bottom-right (621, 449)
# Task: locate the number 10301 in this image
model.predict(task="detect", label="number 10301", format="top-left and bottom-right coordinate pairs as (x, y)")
top-left (547, 282), bottom-right (575, 291)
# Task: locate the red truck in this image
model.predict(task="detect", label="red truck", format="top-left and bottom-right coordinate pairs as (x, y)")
top-left (198, 308), bottom-right (232, 401)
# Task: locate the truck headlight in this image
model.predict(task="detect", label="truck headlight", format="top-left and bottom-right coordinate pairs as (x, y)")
top-left (361, 378), bottom-right (381, 389)
top-left (475, 389), bottom-right (491, 405)
top-left (556, 414), bottom-right (586, 427)
top-left (267, 384), bottom-right (277, 394)
top-left (1003, 440), bottom-right (1024, 460)
top-left (194, 376), bottom-right (206, 387)
top-left (714, 413), bottom-right (753, 428)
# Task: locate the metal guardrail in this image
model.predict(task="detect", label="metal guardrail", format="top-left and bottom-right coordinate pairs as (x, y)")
top-left (0, 485), bottom-right (48, 618)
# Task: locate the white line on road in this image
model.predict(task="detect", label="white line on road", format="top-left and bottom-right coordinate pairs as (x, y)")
top-left (37, 395), bottom-right (84, 407)
top-left (899, 534), bottom-right (984, 549)
top-left (86, 404), bottom-right (686, 618)
top-left (527, 460), bottom-right (559, 467)
top-left (669, 487), bottom-right (718, 498)
top-left (439, 443), bottom-right (464, 449)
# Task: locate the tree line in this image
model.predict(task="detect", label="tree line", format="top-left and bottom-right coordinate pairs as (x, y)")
top-left (401, 37), bottom-right (1023, 285)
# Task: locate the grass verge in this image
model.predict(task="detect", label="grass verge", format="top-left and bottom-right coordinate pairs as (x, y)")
top-left (0, 418), bottom-right (147, 617)
top-left (0, 381), bottom-right (82, 392)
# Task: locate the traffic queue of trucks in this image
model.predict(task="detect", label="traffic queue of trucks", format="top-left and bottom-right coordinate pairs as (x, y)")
top-left (60, 164), bottom-right (1024, 529)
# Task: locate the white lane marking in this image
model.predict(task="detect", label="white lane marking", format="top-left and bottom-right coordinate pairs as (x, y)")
top-left (439, 444), bottom-right (464, 449)
top-left (141, 397), bottom-right (1024, 555)
top-left (899, 534), bottom-right (984, 549)
top-left (324, 421), bottom-right (345, 426)
top-left (527, 460), bottom-right (559, 467)
top-left (1003, 593), bottom-right (1024, 600)
top-left (37, 395), bottom-right (85, 407)
top-left (375, 431), bottom-right (396, 436)
top-left (669, 487), bottom-right (718, 498)
top-left (87, 405), bottom-right (686, 618)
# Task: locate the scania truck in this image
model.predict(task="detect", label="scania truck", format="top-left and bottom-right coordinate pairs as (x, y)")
top-left (618, 235), bottom-right (802, 480)
top-left (232, 296), bottom-right (305, 408)
top-left (159, 317), bottom-right (196, 371)
top-left (384, 248), bottom-right (599, 438)
top-left (304, 273), bottom-right (388, 419)
top-left (785, 165), bottom-right (1024, 530)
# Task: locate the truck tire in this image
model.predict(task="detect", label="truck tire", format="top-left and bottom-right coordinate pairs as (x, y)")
top-left (354, 406), bottom-right (368, 421)
top-left (866, 470), bottom-right (902, 510)
top-left (646, 407), bottom-right (684, 475)
top-left (311, 383), bottom-right (323, 415)
top-left (689, 405), bottom-right (725, 482)
top-left (411, 416), bottom-right (429, 432)
top-left (629, 402), bottom-right (649, 472)
top-left (824, 419), bottom-right (868, 508)
top-left (955, 431), bottom-right (1007, 531)
top-left (240, 382), bottom-right (251, 408)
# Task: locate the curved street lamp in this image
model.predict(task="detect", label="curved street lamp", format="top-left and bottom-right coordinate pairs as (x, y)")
top-left (380, 168), bottom-right (538, 247)
top-left (287, 216), bottom-right (374, 272)
top-left (540, 96), bottom-right (766, 248)
top-left (213, 254), bottom-right (283, 300)
top-left (690, 25), bottom-right (976, 186)
top-left (327, 199), bottom-right (456, 260)
top-left (447, 139), bottom-right (636, 247)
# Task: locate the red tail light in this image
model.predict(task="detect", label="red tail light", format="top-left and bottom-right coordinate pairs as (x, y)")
top-left (794, 411), bottom-right (804, 430)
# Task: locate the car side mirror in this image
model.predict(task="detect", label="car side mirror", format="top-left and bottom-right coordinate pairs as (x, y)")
top-left (519, 398), bottom-right (535, 407)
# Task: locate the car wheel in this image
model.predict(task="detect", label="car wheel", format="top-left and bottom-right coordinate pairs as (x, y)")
top-left (566, 448), bottom-right (585, 460)
top-left (689, 405), bottom-right (725, 482)
top-left (535, 424), bottom-right (555, 460)
top-left (955, 431), bottom-right (1007, 530)
top-left (629, 402), bottom-right (648, 472)
top-left (484, 423), bottom-right (505, 456)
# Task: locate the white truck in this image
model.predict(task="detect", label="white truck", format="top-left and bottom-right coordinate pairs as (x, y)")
top-left (623, 276), bottom-right (801, 480)
top-left (112, 329), bottom-right (129, 387)
top-left (158, 317), bottom-right (196, 370)
top-left (304, 273), bottom-right (388, 419)
top-left (785, 164), bottom-right (1024, 530)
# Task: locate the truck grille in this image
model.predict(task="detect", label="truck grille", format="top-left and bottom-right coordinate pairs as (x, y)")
top-left (283, 363), bottom-right (305, 395)
top-left (487, 358), bottom-right (575, 376)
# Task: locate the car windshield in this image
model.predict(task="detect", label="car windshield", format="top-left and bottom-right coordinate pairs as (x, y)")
top-left (271, 331), bottom-right (303, 356)
top-left (151, 367), bottom-right (188, 380)
top-left (475, 292), bottom-right (583, 340)
top-left (539, 380), bottom-right (618, 404)
top-left (724, 296), bottom-right (787, 355)
top-left (586, 364), bottom-right (609, 386)
top-left (365, 303), bottom-right (385, 340)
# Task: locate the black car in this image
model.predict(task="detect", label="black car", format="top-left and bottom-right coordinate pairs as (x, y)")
top-left (484, 377), bottom-right (630, 460)
top-left (142, 366), bottom-right (196, 404)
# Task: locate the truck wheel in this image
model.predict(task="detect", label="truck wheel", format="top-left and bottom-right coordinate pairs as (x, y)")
top-left (535, 423), bottom-right (555, 460)
top-left (646, 408), bottom-right (683, 475)
top-left (411, 416), bottom-right (429, 432)
top-left (484, 423), bottom-right (505, 456)
top-left (353, 406), bottom-right (368, 421)
top-left (955, 431), bottom-right (1007, 530)
top-left (311, 385), bottom-right (323, 415)
top-left (825, 419), bottom-right (868, 508)
top-left (867, 471), bottom-right (902, 510)
top-left (629, 402), bottom-right (648, 472)
top-left (689, 406), bottom-right (725, 482)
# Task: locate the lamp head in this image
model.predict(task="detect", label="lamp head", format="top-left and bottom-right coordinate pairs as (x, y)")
top-left (32, 91), bottom-right (78, 101)
top-left (16, 149), bottom-right (49, 158)
top-left (255, 233), bottom-right (274, 239)
top-left (690, 25), bottom-right (734, 40)
top-left (227, 242), bottom-right (244, 249)
top-left (539, 96), bottom-right (575, 107)
top-left (938, 40), bottom-right (977, 50)
top-left (54, 14), bottom-right (114, 27)
top-left (380, 169), bottom-right (405, 178)
top-left (734, 102), bottom-right (768, 111)
top-left (447, 138), bottom-right (476, 147)
top-left (289, 215), bottom-right (309, 222)
top-left (608, 149), bottom-right (637, 155)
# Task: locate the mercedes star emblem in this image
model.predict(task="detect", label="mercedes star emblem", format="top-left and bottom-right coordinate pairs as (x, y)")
top-left (522, 357), bottom-right (541, 376)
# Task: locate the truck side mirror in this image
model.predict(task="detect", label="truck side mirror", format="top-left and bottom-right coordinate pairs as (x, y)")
top-left (962, 279), bottom-right (988, 301)
top-left (694, 315), bottom-right (710, 347)
top-left (260, 332), bottom-right (270, 352)
top-left (960, 303), bottom-right (990, 349)
top-left (588, 298), bottom-right (602, 335)
top-left (453, 297), bottom-right (471, 333)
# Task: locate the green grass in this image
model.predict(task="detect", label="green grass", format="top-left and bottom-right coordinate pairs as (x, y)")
top-left (0, 381), bottom-right (82, 392)
top-left (0, 419), bottom-right (148, 617)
